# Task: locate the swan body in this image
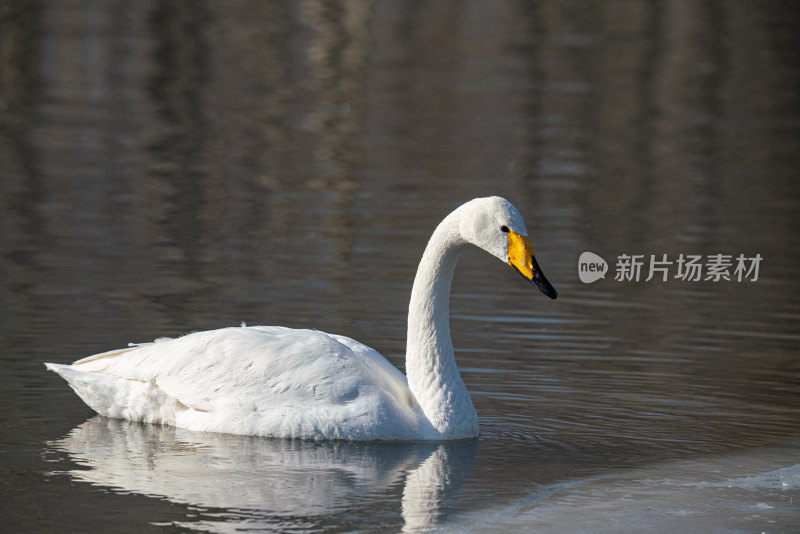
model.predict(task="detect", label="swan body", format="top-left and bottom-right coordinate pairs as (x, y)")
top-left (46, 197), bottom-right (557, 441)
top-left (47, 327), bottom-right (427, 440)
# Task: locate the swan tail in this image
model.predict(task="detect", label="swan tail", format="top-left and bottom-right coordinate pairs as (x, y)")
top-left (44, 363), bottom-right (191, 425)
top-left (45, 363), bottom-right (121, 418)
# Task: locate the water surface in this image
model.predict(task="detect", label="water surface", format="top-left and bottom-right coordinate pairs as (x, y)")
top-left (1, 1), bottom-right (799, 532)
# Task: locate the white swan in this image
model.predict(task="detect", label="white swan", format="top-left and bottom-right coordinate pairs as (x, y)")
top-left (45, 197), bottom-right (557, 441)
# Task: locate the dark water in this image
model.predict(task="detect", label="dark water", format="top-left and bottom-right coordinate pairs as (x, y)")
top-left (2, 1), bottom-right (800, 532)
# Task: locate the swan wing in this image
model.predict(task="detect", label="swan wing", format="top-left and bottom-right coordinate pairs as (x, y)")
top-left (49, 326), bottom-right (419, 439)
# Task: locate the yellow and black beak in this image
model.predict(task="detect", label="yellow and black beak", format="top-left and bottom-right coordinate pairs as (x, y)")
top-left (507, 230), bottom-right (558, 299)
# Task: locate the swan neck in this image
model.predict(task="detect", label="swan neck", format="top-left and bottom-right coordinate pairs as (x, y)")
top-left (405, 216), bottom-right (478, 438)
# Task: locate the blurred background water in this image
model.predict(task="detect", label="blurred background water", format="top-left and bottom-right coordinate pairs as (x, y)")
top-left (1, 0), bottom-right (799, 532)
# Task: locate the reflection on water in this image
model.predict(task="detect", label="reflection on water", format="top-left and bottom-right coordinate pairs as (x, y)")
top-left (49, 417), bottom-right (477, 533)
top-left (1, 0), bottom-right (799, 532)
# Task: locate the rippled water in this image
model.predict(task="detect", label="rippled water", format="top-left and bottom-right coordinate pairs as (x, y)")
top-left (1, 1), bottom-right (799, 532)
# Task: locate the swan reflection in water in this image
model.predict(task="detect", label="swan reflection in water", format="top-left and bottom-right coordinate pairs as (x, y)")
top-left (49, 417), bottom-right (478, 532)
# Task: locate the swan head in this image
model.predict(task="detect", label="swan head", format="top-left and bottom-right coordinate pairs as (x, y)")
top-left (457, 196), bottom-right (558, 299)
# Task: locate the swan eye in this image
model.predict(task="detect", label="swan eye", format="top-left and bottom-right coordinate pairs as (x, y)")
top-left (500, 225), bottom-right (509, 233)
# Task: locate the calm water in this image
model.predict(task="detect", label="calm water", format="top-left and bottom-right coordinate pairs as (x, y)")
top-left (2, 1), bottom-right (800, 532)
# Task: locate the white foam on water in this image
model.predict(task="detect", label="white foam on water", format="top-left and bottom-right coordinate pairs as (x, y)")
top-left (689, 463), bottom-right (800, 491)
top-left (442, 440), bottom-right (800, 534)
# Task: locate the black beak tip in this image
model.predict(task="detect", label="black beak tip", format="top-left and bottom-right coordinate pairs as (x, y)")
top-left (530, 255), bottom-right (558, 300)
top-left (532, 276), bottom-right (558, 299)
